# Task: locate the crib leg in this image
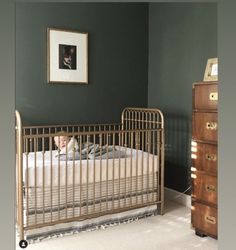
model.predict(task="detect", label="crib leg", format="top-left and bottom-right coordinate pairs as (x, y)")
top-left (154, 208), bottom-right (158, 216)
top-left (157, 202), bottom-right (164, 215)
top-left (160, 202), bottom-right (164, 215)
top-left (155, 203), bottom-right (164, 215)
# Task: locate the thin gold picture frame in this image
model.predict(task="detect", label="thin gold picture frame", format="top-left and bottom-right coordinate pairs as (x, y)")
top-left (47, 27), bottom-right (88, 84)
top-left (203, 57), bottom-right (218, 82)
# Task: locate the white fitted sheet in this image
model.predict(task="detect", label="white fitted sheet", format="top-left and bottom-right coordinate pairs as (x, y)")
top-left (22, 146), bottom-right (159, 187)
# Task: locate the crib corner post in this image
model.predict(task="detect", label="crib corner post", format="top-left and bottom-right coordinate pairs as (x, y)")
top-left (159, 200), bottom-right (165, 216)
top-left (15, 110), bottom-right (25, 241)
top-left (160, 117), bottom-right (165, 216)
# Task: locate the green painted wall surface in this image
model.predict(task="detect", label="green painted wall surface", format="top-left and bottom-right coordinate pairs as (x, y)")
top-left (148, 3), bottom-right (217, 192)
top-left (16, 3), bottom-right (148, 125)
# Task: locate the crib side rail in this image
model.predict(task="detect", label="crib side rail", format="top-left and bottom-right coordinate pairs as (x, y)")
top-left (20, 127), bottom-right (164, 232)
top-left (22, 123), bottom-right (121, 153)
top-left (121, 107), bottom-right (165, 214)
top-left (121, 107), bottom-right (164, 130)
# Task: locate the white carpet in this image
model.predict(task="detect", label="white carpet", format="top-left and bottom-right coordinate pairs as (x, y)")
top-left (16, 201), bottom-right (217, 250)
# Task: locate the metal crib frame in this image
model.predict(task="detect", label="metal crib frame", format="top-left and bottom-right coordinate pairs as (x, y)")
top-left (15, 107), bottom-right (164, 241)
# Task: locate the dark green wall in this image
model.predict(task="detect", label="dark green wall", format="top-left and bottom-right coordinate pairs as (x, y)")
top-left (16, 3), bottom-right (148, 125)
top-left (148, 3), bottom-right (217, 192)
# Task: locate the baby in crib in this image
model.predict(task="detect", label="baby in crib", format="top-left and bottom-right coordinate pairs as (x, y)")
top-left (54, 132), bottom-right (71, 151)
top-left (54, 132), bottom-right (80, 160)
top-left (54, 131), bottom-right (126, 160)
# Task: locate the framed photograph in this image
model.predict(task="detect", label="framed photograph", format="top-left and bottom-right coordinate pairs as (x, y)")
top-left (203, 57), bottom-right (218, 82)
top-left (47, 28), bottom-right (88, 84)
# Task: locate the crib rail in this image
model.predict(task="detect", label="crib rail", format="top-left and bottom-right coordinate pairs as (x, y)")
top-left (16, 108), bottom-right (164, 242)
top-left (22, 123), bottom-right (121, 153)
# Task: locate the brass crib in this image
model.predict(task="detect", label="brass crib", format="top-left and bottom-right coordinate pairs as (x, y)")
top-left (15, 107), bottom-right (164, 241)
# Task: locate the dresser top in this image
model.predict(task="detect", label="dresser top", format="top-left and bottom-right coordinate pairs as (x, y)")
top-left (193, 81), bottom-right (218, 87)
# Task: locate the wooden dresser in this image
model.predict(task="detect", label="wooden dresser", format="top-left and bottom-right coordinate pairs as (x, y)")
top-left (191, 81), bottom-right (218, 238)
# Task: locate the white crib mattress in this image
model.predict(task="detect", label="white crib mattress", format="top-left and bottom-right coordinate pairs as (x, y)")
top-left (22, 146), bottom-right (159, 187)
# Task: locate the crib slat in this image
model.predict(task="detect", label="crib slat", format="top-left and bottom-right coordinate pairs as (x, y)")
top-left (65, 137), bottom-right (68, 219)
top-left (26, 139), bottom-right (29, 227)
top-left (30, 128), bottom-right (32, 152)
top-left (34, 138), bottom-right (37, 224)
top-left (130, 132), bottom-right (133, 207)
top-left (124, 131), bottom-right (127, 207)
top-left (147, 113), bottom-right (152, 201)
top-left (106, 134), bottom-right (109, 211)
top-left (86, 135), bottom-right (89, 215)
top-left (49, 136), bottom-right (53, 223)
top-left (118, 132), bottom-right (121, 209)
top-left (135, 132), bottom-right (138, 204)
top-left (99, 133), bottom-right (102, 212)
top-left (72, 137), bottom-right (75, 218)
top-left (112, 133), bottom-right (115, 210)
top-left (147, 130), bottom-right (151, 203)
top-left (152, 129), bottom-right (155, 202)
top-left (141, 129), bottom-right (144, 205)
top-left (57, 139), bottom-right (61, 220)
top-left (157, 130), bottom-right (160, 202)
top-left (79, 135), bottom-right (82, 216)
top-left (42, 135), bottom-right (45, 223)
top-left (93, 134), bottom-right (96, 214)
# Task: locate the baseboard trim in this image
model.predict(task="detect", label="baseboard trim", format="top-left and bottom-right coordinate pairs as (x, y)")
top-left (164, 187), bottom-right (191, 208)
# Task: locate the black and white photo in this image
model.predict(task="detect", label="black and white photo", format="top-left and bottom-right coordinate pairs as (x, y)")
top-left (47, 28), bottom-right (88, 84)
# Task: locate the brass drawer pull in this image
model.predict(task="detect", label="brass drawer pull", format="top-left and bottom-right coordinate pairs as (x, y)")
top-left (205, 184), bottom-right (216, 192)
top-left (206, 122), bottom-right (217, 130)
top-left (209, 92), bottom-right (218, 101)
top-left (205, 215), bottom-right (216, 225)
top-left (205, 153), bottom-right (217, 162)
top-left (191, 173), bottom-right (197, 179)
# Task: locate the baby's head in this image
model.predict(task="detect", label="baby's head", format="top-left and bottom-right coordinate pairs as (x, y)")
top-left (54, 132), bottom-right (70, 150)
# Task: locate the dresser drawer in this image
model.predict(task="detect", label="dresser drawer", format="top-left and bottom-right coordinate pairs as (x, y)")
top-left (191, 141), bottom-right (217, 175)
top-left (193, 83), bottom-right (218, 110)
top-left (192, 112), bottom-right (217, 142)
top-left (192, 202), bottom-right (217, 237)
top-left (192, 173), bottom-right (217, 205)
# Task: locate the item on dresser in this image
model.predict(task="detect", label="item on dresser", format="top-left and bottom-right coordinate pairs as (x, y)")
top-left (203, 58), bottom-right (218, 82)
top-left (191, 82), bottom-right (218, 239)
